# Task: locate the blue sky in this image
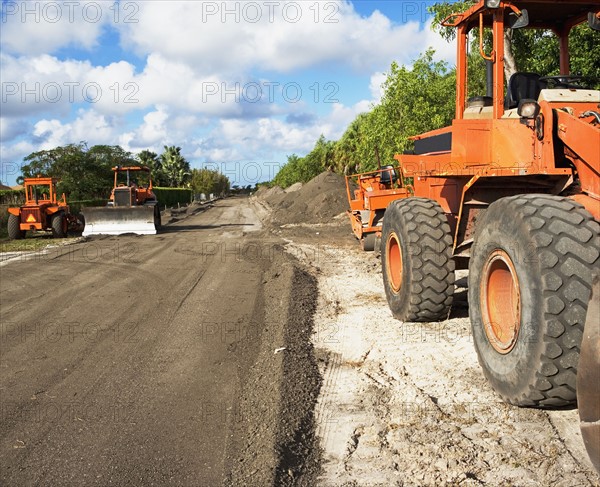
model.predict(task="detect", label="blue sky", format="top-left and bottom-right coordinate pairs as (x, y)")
top-left (1, 0), bottom-right (454, 187)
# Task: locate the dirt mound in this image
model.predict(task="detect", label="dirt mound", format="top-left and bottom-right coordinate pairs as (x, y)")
top-left (284, 182), bottom-right (303, 193)
top-left (262, 172), bottom-right (349, 225)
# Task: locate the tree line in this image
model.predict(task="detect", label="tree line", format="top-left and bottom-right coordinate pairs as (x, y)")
top-left (273, 1), bottom-right (600, 188)
top-left (18, 143), bottom-right (230, 200)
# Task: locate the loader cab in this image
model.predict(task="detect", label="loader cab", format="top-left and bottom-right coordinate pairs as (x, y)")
top-left (113, 166), bottom-right (152, 190)
top-left (447, 1), bottom-right (600, 121)
top-left (397, 0), bottom-right (600, 249)
top-left (425, 1), bottom-right (600, 181)
top-left (24, 177), bottom-right (60, 206)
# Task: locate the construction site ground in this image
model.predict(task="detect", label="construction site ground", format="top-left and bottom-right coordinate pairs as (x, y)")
top-left (1, 175), bottom-right (599, 486)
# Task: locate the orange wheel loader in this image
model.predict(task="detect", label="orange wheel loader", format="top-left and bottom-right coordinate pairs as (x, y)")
top-left (373, 1), bottom-right (599, 470)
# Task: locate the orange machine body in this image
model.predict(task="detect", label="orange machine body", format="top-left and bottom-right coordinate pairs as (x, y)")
top-left (345, 166), bottom-right (411, 241)
top-left (347, 2), bottom-right (600, 253)
top-left (7, 176), bottom-right (70, 232)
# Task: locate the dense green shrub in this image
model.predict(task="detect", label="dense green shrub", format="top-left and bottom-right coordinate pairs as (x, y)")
top-left (153, 187), bottom-right (193, 208)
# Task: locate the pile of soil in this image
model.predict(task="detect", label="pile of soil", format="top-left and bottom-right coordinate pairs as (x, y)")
top-left (258, 172), bottom-right (350, 225)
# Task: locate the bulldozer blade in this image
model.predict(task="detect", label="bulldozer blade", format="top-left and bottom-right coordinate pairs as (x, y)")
top-left (82, 206), bottom-right (157, 236)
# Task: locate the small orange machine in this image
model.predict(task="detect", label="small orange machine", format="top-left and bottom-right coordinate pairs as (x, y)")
top-left (7, 176), bottom-right (81, 239)
top-left (345, 165), bottom-right (411, 250)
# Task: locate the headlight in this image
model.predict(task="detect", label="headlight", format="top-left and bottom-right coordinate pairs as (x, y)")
top-left (485, 0), bottom-right (501, 8)
top-left (517, 99), bottom-right (541, 119)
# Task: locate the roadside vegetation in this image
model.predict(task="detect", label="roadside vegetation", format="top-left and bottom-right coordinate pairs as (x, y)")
top-left (18, 143), bottom-right (230, 200)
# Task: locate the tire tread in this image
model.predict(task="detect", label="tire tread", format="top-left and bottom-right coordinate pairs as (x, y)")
top-left (383, 198), bottom-right (455, 322)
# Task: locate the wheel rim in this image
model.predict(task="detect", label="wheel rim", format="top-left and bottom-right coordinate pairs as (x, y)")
top-left (481, 249), bottom-right (521, 354)
top-left (386, 232), bottom-right (403, 293)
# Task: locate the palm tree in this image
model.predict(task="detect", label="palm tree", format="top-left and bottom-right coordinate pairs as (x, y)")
top-left (160, 146), bottom-right (191, 187)
top-left (137, 150), bottom-right (165, 185)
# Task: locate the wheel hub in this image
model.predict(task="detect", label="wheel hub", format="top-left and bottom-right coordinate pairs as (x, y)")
top-left (481, 249), bottom-right (521, 354)
top-left (386, 232), bottom-right (403, 293)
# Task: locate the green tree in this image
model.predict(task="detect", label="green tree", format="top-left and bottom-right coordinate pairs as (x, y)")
top-left (159, 146), bottom-right (191, 188)
top-left (333, 113), bottom-right (368, 174)
top-left (20, 143), bottom-right (135, 199)
top-left (273, 50), bottom-right (456, 186)
top-left (190, 167), bottom-right (230, 196)
top-left (272, 154), bottom-right (302, 188)
top-left (339, 49), bottom-right (455, 173)
top-left (272, 136), bottom-right (336, 188)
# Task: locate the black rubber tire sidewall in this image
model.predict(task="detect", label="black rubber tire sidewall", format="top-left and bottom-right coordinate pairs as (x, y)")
top-left (469, 208), bottom-right (543, 403)
top-left (51, 213), bottom-right (67, 238)
top-left (8, 214), bottom-right (24, 239)
top-left (381, 201), bottom-right (414, 319)
top-left (361, 233), bottom-right (377, 252)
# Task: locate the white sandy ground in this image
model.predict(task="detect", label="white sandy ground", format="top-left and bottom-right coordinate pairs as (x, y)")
top-left (284, 238), bottom-right (600, 487)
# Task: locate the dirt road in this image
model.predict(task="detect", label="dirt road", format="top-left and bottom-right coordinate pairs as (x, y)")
top-left (0, 197), bottom-right (320, 486)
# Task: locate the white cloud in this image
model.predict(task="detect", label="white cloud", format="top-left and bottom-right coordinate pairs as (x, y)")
top-left (1, 1), bottom-right (112, 55)
top-left (32, 109), bottom-right (118, 149)
top-left (1, 52), bottom-right (286, 121)
top-left (1, 53), bottom-right (139, 117)
top-left (0, 117), bottom-right (29, 142)
top-left (118, 1), bottom-right (451, 75)
top-left (369, 72), bottom-right (387, 104)
top-left (0, 139), bottom-right (36, 167)
top-left (0, 1), bottom-right (458, 186)
top-left (119, 106), bottom-right (169, 149)
top-left (197, 93), bottom-right (372, 161)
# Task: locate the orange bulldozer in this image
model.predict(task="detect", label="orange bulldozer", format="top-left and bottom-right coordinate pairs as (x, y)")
top-left (82, 166), bottom-right (161, 237)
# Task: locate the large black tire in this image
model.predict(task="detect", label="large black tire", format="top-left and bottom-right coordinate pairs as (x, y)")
top-left (469, 194), bottom-right (599, 407)
top-left (51, 212), bottom-right (67, 238)
top-left (381, 198), bottom-right (455, 322)
top-left (8, 214), bottom-right (25, 240)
